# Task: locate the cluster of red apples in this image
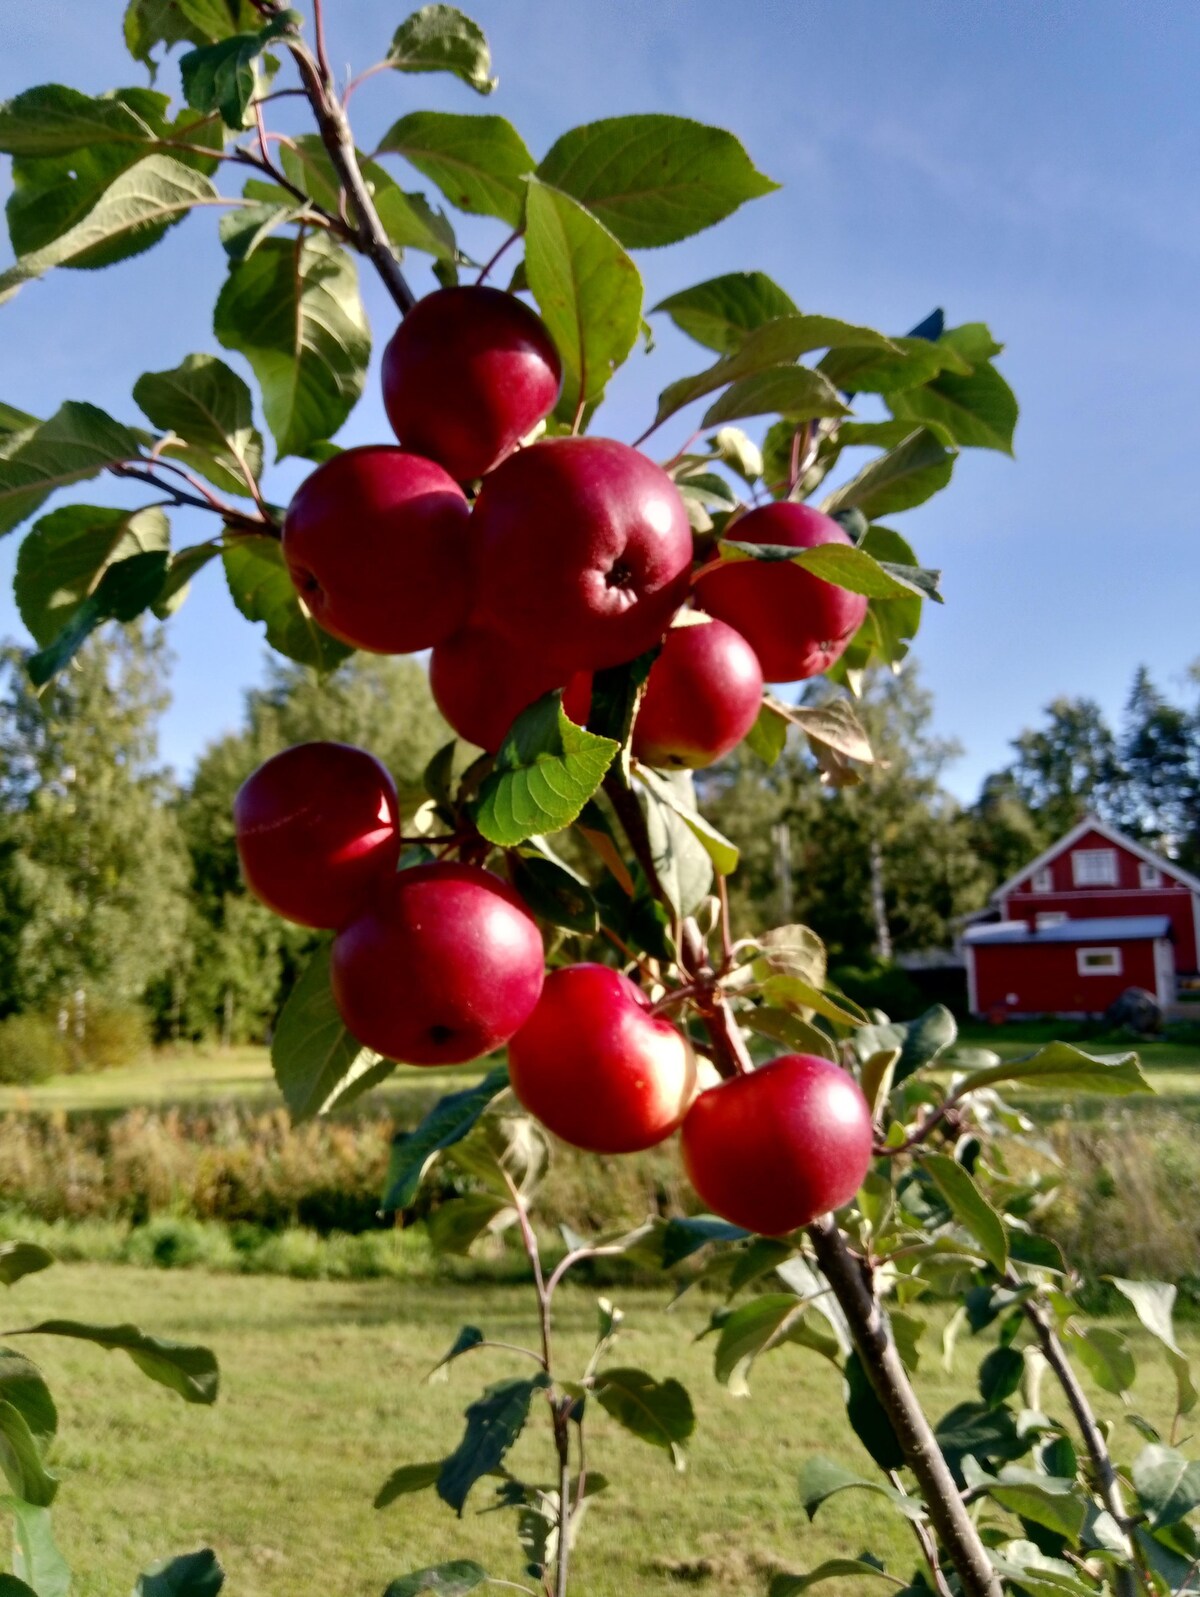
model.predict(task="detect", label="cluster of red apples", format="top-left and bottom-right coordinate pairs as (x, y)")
top-left (235, 284), bottom-right (875, 1237)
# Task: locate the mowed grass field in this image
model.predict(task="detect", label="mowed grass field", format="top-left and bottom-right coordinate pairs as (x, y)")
top-left (15, 1264), bottom-right (1199, 1597)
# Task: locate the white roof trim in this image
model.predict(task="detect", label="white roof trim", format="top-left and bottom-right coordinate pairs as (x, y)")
top-left (991, 813), bottom-right (1200, 902)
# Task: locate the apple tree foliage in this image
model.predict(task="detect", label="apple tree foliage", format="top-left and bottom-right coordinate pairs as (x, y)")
top-left (0, 6), bottom-right (1193, 1597)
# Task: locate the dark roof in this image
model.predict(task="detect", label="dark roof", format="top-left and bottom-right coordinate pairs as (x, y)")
top-left (964, 916), bottom-right (1172, 946)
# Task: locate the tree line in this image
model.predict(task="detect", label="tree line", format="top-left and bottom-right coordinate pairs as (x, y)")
top-left (0, 625), bottom-right (1195, 1043)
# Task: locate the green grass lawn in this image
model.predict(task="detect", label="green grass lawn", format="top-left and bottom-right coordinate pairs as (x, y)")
top-left (12, 1263), bottom-right (1197, 1597)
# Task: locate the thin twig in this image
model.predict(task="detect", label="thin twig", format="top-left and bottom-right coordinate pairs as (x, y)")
top-left (109, 464), bottom-right (272, 537)
top-left (889, 1471), bottom-right (956, 1597)
top-left (311, 0), bottom-right (334, 85)
top-left (477, 228), bottom-right (523, 286)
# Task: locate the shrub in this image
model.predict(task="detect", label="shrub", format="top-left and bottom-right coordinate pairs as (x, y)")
top-left (0, 1015), bottom-right (70, 1085)
top-left (72, 1002), bottom-right (150, 1073)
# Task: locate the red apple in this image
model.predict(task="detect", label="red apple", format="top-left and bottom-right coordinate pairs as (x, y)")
top-left (430, 626), bottom-right (592, 752)
top-left (471, 437), bottom-right (694, 674)
top-left (331, 863), bottom-right (544, 1065)
top-left (681, 1053), bottom-right (873, 1235)
top-left (692, 502), bottom-right (868, 682)
top-left (508, 964), bottom-right (696, 1154)
top-left (233, 742), bottom-right (400, 929)
top-left (381, 286), bottom-right (562, 482)
top-left (282, 446), bottom-right (472, 654)
top-left (632, 615), bottom-right (763, 769)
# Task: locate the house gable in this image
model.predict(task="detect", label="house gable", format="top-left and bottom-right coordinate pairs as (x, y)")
top-left (995, 814), bottom-right (1200, 902)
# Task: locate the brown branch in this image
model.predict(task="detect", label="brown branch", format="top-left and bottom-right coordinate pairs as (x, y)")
top-left (110, 464), bottom-right (274, 537)
top-left (806, 1216), bottom-right (1004, 1597)
top-left (889, 1471), bottom-right (956, 1597)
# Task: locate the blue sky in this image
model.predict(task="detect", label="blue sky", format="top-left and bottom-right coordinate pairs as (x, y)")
top-left (3, 1), bottom-right (1199, 801)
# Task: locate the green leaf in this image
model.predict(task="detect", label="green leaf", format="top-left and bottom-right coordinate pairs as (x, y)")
top-left (218, 197), bottom-right (303, 262)
top-left (222, 536), bottom-right (353, 672)
top-left (123, 0), bottom-right (265, 73)
top-left (745, 1007), bottom-right (838, 1063)
top-left (714, 1295), bottom-right (838, 1397)
top-left (1110, 1279), bottom-right (1196, 1417)
top-left (0, 1402), bottom-right (56, 1506)
top-left (638, 772), bottom-right (713, 918)
top-left (0, 84), bottom-right (173, 156)
top-left (1062, 1325), bottom-right (1134, 1398)
top-left (635, 765), bottom-right (738, 874)
top-left (0, 1245), bottom-right (52, 1289)
top-left (892, 1004), bottom-right (958, 1083)
top-left (278, 136), bottom-right (456, 261)
top-left (27, 548), bottom-right (170, 687)
top-left (153, 541), bottom-right (221, 619)
top-left (920, 1154), bottom-right (1008, 1273)
top-left (132, 353), bottom-right (262, 497)
top-left (270, 944), bottom-right (393, 1121)
top-left (960, 1042), bottom-right (1152, 1098)
top-left (593, 1368), bottom-right (694, 1469)
top-left (745, 700), bottom-right (788, 765)
top-left (0, 402), bottom-right (143, 536)
top-left (427, 1194), bottom-right (510, 1255)
top-left (0, 155), bottom-right (216, 299)
top-left (180, 17), bottom-right (292, 129)
top-left (135, 1549), bottom-right (225, 1597)
top-left (653, 272), bottom-right (798, 354)
top-left (703, 367), bottom-right (849, 428)
top-left (661, 1216), bottom-right (748, 1267)
top-left (1133, 1444), bottom-right (1200, 1530)
top-left (968, 1465), bottom-right (1087, 1541)
top-left (381, 1066), bottom-right (510, 1211)
top-left (933, 1401), bottom-right (1026, 1477)
top-left (438, 1375), bottom-right (549, 1514)
top-left (796, 1456), bottom-right (927, 1522)
top-left (537, 115), bottom-right (778, 248)
top-left (509, 853), bottom-right (598, 934)
top-left (524, 177), bottom-right (643, 420)
top-left (719, 537), bottom-right (940, 602)
top-left (823, 428), bottom-right (957, 519)
top-left (819, 337), bottom-right (966, 396)
top-left (758, 975), bottom-right (865, 1030)
top-left (891, 358), bottom-right (1018, 454)
top-left (0, 1578), bottom-right (38, 1596)
top-left (770, 1561), bottom-right (905, 1595)
top-left (214, 232), bottom-right (370, 459)
top-left (383, 1563), bottom-right (488, 1597)
top-left (13, 1321), bottom-right (218, 1403)
top-left (979, 1346), bottom-right (1025, 1408)
top-left (16, 505), bottom-right (170, 645)
top-left (845, 1350), bottom-right (904, 1471)
top-left (429, 1326), bottom-right (485, 1379)
top-left (474, 692), bottom-right (618, 848)
top-left (6, 1500), bottom-right (69, 1597)
top-left (374, 1460), bottom-right (443, 1509)
top-left (377, 111), bottom-right (532, 226)
top-left (386, 5), bottom-right (496, 94)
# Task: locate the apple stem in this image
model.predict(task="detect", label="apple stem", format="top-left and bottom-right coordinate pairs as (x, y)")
top-left (806, 1215), bottom-right (1004, 1597)
top-left (476, 228), bottom-right (524, 287)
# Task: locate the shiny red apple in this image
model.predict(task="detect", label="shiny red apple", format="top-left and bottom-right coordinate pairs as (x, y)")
top-left (233, 742), bottom-right (400, 929)
top-left (471, 437), bottom-right (694, 674)
top-left (508, 964), bottom-right (696, 1154)
top-left (331, 863), bottom-right (544, 1065)
top-left (681, 1053), bottom-right (873, 1235)
top-left (692, 502), bottom-right (868, 682)
top-left (430, 626), bottom-right (592, 752)
top-left (632, 615), bottom-right (763, 769)
top-left (282, 446), bottom-right (472, 654)
top-left (381, 286), bottom-right (562, 482)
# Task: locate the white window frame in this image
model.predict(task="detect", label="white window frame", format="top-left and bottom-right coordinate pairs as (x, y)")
top-left (1072, 848), bottom-right (1118, 887)
top-left (1031, 867), bottom-right (1053, 893)
top-left (1076, 946), bottom-right (1122, 976)
top-left (1036, 912), bottom-right (1068, 929)
top-left (1139, 861), bottom-right (1163, 888)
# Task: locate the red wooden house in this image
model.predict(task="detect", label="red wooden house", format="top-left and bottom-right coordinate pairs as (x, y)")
top-left (963, 815), bottom-right (1200, 1017)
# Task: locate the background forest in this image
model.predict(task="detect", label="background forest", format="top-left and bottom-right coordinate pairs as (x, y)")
top-left (1, 625), bottom-right (1197, 1063)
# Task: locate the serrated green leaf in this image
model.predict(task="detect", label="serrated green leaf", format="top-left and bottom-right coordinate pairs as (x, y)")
top-left (438, 1375), bottom-right (549, 1514)
top-left (214, 232), bottom-right (370, 459)
top-left (745, 1007), bottom-right (838, 1062)
top-left (27, 548), bottom-right (170, 687)
top-left (593, 1368), bottom-right (694, 1469)
top-left (891, 358), bottom-right (1018, 454)
top-left (819, 337), bottom-right (965, 396)
top-left (920, 1153), bottom-right (1008, 1273)
top-left (381, 1066), bottom-right (510, 1211)
top-left (16, 504), bottom-right (170, 646)
top-left (0, 402), bottom-right (143, 536)
top-left (279, 136), bottom-right (456, 261)
top-left (970, 1465), bottom-right (1087, 1541)
top-left (702, 367), bottom-right (849, 427)
top-left (270, 944), bottom-right (393, 1121)
top-left (180, 19), bottom-right (291, 129)
top-left (474, 692), bottom-right (618, 848)
top-left (377, 111), bottom-right (532, 226)
top-left (635, 765), bottom-right (738, 874)
top-left (386, 5), bottom-right (496, 94)
top-left (10, 1321), bottom-right (217, 1403)
top-left (653, 272), bottom-right (798, 353)
top-left (217, 197), bottom-right (304, 262)
top-left (123, 0), bottom-right (265, 73)
top-left (383, 1562), bottom-right (489, 1597)
top-left (718, 537), bottom-right (941, 602)
top-left (427, 1194), bottom-right (510, 1256)
top-left (0, 155), bottom-right (216, 299)
top-left (375, 1460), bottom-right (443, 1509)
top-left (221, 536), bottom-right (352, 672)
top-left (0, 83), bottom-right (168, 156)
top-left (979, 1346), bottom-right (1025, 1408)
top-left (133, 353), bottom-right (262, 496)
top-left (135, 1548), bottom-right (225, 1597)
top-left (537, 115), bottom-right (778, 248)
top-left (823, 429), bottom-right (957, 519)
top-left (959, 1042), bottom-right (1152, 1097)
top-left (0, 1246), bottom-right (52, 1291)
top-left (524, 177), bottom-right (643, 420)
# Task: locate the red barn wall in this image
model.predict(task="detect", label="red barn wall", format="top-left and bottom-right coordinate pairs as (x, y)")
top-left (972, 939), bottom-right (1159, 1017)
